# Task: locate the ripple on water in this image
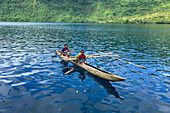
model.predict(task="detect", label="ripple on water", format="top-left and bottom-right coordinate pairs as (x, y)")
top-left (0, 23), bottom-right (170, 113)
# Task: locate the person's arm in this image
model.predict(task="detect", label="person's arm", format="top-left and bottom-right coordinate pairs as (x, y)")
top-left (78, 55), bottom-right (82, 63)
top-left (69, 50), bottom-right (76, 53)
top-left (78, 55), bottom-right (86, 63)
top-left (61, 49), bottom-right (65, 55)
top-left (67, 48), bottom-right (75, 53)
top-left (82, 55), bottom-right (86, 63)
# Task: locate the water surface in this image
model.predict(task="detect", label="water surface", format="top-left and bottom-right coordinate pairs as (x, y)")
top-left (0, 22), bottom-right (170, 113)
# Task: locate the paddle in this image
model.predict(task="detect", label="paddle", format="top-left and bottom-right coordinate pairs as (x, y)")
top-left (63, 63), bottom-right (79, 75)
top-left (64, 55), bottom-right (89, 75)
top-left (52, 55), bottom-right (57, 58)
top-left (51, 50), bottom-right (76, 58)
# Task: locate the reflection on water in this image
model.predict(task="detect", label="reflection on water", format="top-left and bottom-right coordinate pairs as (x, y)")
top-left (61, 60), bottom-right (124, 100)
top-left (86, 72), bottom-right (123, 100)
top-left (62, 63), bottom-right (86, 81)
top-left (0, 22), bottom-right (170, 113)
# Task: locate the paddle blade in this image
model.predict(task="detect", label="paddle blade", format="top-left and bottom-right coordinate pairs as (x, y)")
top-left (140, 66), bottom-right (146, 69)
top-left (52, 55), bottom-right (57, 58)
top-left (64, 68), bottom-right (74, 75)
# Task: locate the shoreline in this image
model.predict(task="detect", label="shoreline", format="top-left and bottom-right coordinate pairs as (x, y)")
top-left (0, 21), bottom-right (169, 24)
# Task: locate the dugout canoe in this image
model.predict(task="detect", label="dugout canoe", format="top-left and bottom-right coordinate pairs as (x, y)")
top-left (56, 50), bottom-right (126, 82)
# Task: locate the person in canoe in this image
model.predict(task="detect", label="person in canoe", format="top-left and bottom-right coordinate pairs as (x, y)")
top-left (76, 50), bottom-right (86, 63)
top-left (75, 50), bottom-right (86, 81)
top-left (63, 50), bottom-right (86, 76)
top-left (61, 44), bottom-right (74, 57)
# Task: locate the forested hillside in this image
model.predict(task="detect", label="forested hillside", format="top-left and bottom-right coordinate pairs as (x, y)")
top-left (0, 0), bottom-right (169, 24)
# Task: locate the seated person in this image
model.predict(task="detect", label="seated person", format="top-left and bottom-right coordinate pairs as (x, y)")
top-left (61, 44), bottom-right (74, 57)
top-left (77, 50), bottom-right (86, 63)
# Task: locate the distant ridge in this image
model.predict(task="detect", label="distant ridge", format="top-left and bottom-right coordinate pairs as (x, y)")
top-left (0, 0), bottom-right (169, 24)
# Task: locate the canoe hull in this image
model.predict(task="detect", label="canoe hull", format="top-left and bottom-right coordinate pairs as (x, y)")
top-left (56, 50), bottom-right (126, 82)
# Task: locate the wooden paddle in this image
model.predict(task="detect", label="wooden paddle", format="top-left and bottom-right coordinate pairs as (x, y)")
top-left (63, 64), bottom-right (79, 75)
top-left (64, 55), bottom-right (89, 75)
top-left (51, 55), bottom-right (57, 58)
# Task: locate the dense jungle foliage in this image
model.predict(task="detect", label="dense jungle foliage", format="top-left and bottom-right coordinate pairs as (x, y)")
top-left (0, 0), bottom-right (169, 24)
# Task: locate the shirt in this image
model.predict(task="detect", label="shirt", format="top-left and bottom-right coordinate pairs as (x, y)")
top-left (61, 48), bottom-right (69, 53)
top-left (79, 55), bottom-right (86, 59)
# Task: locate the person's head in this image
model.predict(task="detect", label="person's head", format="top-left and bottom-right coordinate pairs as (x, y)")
top-left (81, 50), bottom-right (84, 55)
top-left (64, 44), bottom-right (68, 48)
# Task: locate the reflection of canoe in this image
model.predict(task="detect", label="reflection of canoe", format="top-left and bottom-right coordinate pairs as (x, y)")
top-left (56, 50), bottom-right (126, 82)
top-left (86, 72), bottom-right (123, 99)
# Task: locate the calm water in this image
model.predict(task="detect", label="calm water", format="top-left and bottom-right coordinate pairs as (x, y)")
top-left (0, 22), bottom-right (169, 113)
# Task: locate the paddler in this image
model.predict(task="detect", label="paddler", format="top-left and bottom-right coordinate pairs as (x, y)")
top-left (77, 50), bottom-right (86, 63)
top-left (61, 44), bottom-right (74, 57)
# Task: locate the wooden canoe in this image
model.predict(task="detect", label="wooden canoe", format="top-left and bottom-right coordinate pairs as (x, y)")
top-left (56, 50), bottom-right (126, 82)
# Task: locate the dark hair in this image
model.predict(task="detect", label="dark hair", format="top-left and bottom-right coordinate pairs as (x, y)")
top-left (81, 50), bottom-right (84, 52)
top-left (64, 44), bottom-right (67, 46)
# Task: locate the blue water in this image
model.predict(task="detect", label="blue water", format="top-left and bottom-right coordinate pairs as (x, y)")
top-left (0, 22), bottom-right (169, 113)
